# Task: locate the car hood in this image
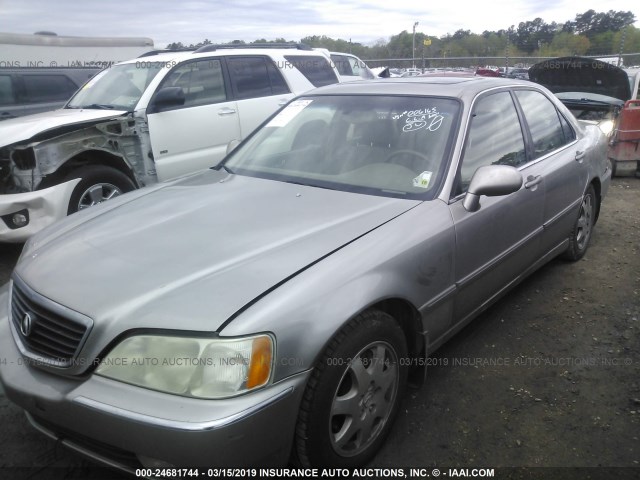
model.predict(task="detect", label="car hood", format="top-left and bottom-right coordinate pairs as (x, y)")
top-left (15, 169), bottom-right (419, 334)
top-left (0, 108), bottom-right (127, 147)
top-left (529, 56), bottom-right (631, 102)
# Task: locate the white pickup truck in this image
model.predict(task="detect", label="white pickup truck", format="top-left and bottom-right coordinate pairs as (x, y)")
top-left (0, 44), bottom-right (342, 241)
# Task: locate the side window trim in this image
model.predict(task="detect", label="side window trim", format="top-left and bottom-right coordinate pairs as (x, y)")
top-left (510, 88), bottom-right (535, 162)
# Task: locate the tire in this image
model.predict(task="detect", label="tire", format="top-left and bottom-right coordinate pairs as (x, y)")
top-left (294, 310), bottom-right (408, 467)
top-left (563, 184), bottom-right (596, 261)
top-left (66, 165), bottom-right (136, 215)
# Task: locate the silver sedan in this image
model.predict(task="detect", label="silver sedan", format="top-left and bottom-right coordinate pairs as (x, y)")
top-left (0, 77), bottom-right (611, 470)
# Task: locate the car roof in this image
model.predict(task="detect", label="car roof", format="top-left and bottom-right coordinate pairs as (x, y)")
top-left (305, 77), bottom-right (537, 100)
top-left (119, 48), bottom-right (325, 65)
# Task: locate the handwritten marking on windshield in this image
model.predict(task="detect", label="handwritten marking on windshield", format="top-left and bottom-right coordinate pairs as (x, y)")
top-left (393, 108), bottom-right (444, 132)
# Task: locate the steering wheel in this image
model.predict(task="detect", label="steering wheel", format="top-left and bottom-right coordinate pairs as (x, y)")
top-left (385, 149), bottom-right (431, 165)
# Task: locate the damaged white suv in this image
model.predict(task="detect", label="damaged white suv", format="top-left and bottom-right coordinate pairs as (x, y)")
top-left (0, 44), bottom-right (341, 241)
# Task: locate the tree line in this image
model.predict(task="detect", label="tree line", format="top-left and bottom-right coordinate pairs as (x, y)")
top-left (166, 9), bottom-right (639, 64)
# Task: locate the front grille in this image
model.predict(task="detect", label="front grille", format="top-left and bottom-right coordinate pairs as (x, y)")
top-left (10, 276), bottom-right (93, 368)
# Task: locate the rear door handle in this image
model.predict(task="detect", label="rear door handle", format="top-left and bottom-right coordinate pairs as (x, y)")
top-left (525, 175), bottom-right (542, 189)
top-left (575, 150), bottom-right (585, 162)
top-left (218, 108), bottom-right (236, 116)
top-left (278, 99), bottom-right (289, 107)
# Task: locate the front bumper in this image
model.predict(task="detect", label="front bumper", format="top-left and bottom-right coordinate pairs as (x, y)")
top-left (0, 288), bottom-right (310, 471)
top-left (0, 179), bottom-right (79, 243)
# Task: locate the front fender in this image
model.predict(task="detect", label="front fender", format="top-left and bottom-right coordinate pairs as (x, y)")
top-left (220, 200), bottom-right (456, 383)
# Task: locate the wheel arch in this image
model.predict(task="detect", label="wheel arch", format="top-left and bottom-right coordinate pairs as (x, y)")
top-left (589, 177), bottom-right (602, 223)
top-left (299, 296), bottom-right (426, 388)
top-left (367, 298), bottom-right (427, 386)
top-left (38, 150), bottom-right (139, 190)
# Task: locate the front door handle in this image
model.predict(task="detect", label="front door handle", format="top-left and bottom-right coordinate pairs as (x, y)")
top-left (218, 108), bottom-right (237, 116)
top-left (575, 150), bottom-right (585, 162)
top-left (278, 99), bottom-right (289, 107)
top-left (525, 175), bottom-right (542, 189)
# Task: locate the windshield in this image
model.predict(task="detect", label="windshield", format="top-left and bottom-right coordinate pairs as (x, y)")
top-left (67, 62), bottom-right (164, 111)
top-left (224, 95), bottom-right (459, 199)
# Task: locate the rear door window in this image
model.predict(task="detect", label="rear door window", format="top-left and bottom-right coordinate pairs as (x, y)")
top-left (515, 90), bottom-right (570, 158)
top-left (227, 56), bottom-right (290, 99)
top-left (284, 55), bottom-right (338, 87)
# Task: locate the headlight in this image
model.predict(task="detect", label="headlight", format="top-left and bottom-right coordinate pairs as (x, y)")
top-left (96, 334), bottom-right (273, 399)
top-left (598, 119), bottom-right (615, 136)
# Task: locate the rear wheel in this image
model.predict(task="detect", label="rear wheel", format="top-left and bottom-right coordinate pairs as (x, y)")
top-left (66, 165), bottom-right (136, 214)
top-left (295, 310), bottom-right (408, 467)
top-left (563, 184), bottom-right (596, 261)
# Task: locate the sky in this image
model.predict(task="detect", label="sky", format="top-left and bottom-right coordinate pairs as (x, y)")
top-left (1, 0), bottom-right (639, 48)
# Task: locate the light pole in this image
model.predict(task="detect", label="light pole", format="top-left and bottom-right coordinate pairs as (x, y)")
top-left (412, 21), bottom-right (419, 68)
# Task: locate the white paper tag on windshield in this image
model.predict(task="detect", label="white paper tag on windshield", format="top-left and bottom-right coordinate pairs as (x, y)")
top-left (413, 171), bottom-right (433, 188)
top-left (267, 99), bottom-right (313, 127)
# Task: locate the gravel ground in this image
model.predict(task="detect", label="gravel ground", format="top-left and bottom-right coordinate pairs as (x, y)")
top-left (0, 177), bottom-right (638, 480)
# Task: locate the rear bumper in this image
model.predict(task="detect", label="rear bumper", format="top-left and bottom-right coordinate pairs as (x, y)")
top-left (0, 179), bottom-right (79, 242)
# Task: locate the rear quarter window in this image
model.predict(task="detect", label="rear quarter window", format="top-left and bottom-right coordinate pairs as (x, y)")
top-left (284, 55), bottom-right (338, 87)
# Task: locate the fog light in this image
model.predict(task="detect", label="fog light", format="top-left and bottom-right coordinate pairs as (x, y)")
top-left (12, 213), bottom-right (28, 228)
top-left (1, 208), bottom-right (29, 230)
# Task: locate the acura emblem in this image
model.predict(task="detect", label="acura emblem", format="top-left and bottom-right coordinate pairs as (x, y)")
top-left (20, 312), bottom-right (33, 337)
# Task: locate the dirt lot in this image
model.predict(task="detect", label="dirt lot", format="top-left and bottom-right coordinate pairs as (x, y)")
top-left (0, 178), bottom-right (638, 479)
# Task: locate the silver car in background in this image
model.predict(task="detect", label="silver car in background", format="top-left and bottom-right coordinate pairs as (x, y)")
top-left (0, 77), bottom-right (610, 471)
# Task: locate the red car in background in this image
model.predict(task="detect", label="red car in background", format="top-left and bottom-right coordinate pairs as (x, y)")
top-left (475, 67), bottom-right (500, 77)
top-left (529, 57), bottom-right (640, 177)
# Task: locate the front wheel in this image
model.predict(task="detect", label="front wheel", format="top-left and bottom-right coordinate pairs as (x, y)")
top-left (563, 184), bottom-right (596, 261)
top-left (66, 165), bottom-right (136, 215)
top-left (294, 310), bottom-right (408, 467)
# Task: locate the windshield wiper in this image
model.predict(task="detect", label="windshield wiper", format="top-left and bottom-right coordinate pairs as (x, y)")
top-left (213, 164), bottom-right (234, 174)
top-left (82, 103), bottom-right (116, 110)
top-left (283, 179), bottom-right (337, 191)
top-left (561, 97), bottom-right (619, 106)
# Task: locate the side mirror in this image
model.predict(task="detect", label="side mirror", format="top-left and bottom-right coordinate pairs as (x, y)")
top-left (149, 87), bottom-right (185, 113)
top-left (226, 139), bottom-right (240, 155)
top-left (463, 165), bottom-right (523, 212)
